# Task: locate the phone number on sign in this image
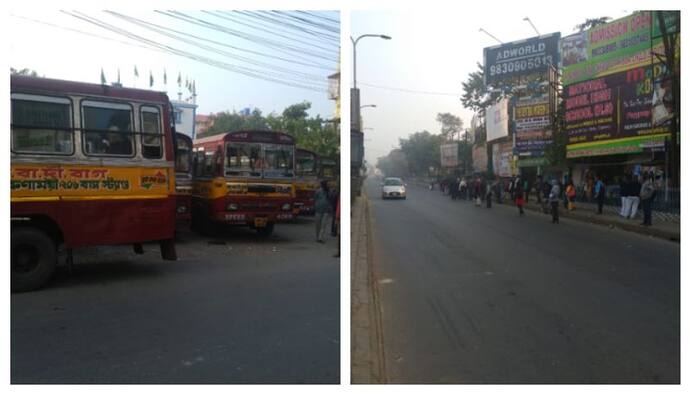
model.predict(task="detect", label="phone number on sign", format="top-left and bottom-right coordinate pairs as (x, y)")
top-left (490, 55), bottom-right (553, 77)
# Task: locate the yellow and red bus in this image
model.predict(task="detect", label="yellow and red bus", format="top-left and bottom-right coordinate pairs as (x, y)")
top-left (191, 130), bottom-right (296, 236)
top-left (174, 132), bottom-right (193, 227)
top-left (294, 148), bottom-right (319, 215)
top-left (10, 75), bottom-right (177, 291)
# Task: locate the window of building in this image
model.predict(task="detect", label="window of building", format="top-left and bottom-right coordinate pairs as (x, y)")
top-left (11, 94), bottom-right (74, 155)
top-left (82, 101), bottom-right (134, 156)
top-left (174, 111), bottom-right (182, 124)
top-left (141, 106), bottom-right (162, 159)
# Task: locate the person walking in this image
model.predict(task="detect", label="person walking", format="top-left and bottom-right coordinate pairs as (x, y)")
top-left (542, 179), bottom-right (551, 214)
top-left (639, 173), bottom-right (656, 226)
top-left (565, 180), bottom-right (577, 211)
top-left (594, 175), bottom-right (606, 214)
top-left (628, 175), bottom-right (641, 219)
top-left (523, 177), bottom-right (530, 203)
top-left (314, 180), bottom-right (333, 243)
top-left (485, 179), bottom-right (493, 208)
top-left (514, 176), bottom-right (525, 216)
top-left (549, 179), bottom-right (561, 223)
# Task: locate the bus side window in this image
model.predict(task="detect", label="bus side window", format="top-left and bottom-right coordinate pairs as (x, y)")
top-left (141, 106), bottom-right (162, 159)
top-left (11, 96), bottom-right (74, 155)
top-left (82, 101), bottom-right (134, 157)
top-left (203, 151), bottom-right (215, 177)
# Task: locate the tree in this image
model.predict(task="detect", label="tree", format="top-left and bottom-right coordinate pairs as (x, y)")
top-left (461, 63), bottom-right (502, 113)
top-left (398, 131), bottom-right (443, 176)
top-left (11, 67), bottom-right (39, 77)
top-left (574, 17), bottom-right (611, 32)
top-left (436, 113), bottom-right (463, 141)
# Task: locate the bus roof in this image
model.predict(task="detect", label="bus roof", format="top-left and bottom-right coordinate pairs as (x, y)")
top-left (11, 75), bottom-right (170, 104)
top-left (194, 130), bottom-right (295, 149)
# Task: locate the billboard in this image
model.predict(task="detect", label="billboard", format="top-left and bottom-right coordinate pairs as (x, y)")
top-left (472, 145), bottom-right (488, 172)
top-left (514, 94), bottom-right (552, 156)
top-left (484, 33), bottom-right (560, 85)
top-left (440, 143), bottom-right (459, 168)
top-left (486, 99), bottom-right (509, 142)
top-left (564, 64), bottom-right (672, 144)
top-left (561, 11), bottom-right (665, 85)
top-left (492, 141), bottom-right (514, 178)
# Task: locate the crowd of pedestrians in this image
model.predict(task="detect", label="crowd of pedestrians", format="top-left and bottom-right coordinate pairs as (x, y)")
top-left (433, 171), bottom-right (658, 226)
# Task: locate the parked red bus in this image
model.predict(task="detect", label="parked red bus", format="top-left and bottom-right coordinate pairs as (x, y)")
top-left (294, 148), bottom-right (319, 215)
top-left (191, 130), bottom-right (296, 236)
top-left (174, 132), bottom-right (193, 227)
top-left (10, 75), bottom-right (177, 291)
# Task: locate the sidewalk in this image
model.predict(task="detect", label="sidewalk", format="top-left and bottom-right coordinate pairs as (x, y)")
top-left (351, 194), bottom-right (385, 383)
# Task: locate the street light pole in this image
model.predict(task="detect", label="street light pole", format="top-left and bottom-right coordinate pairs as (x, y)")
top-left (478, 28), bottom-right (503, 44)
top-left (523, 17), bottom-right (540, 36)
top-left (351, 34), bottom-right (391, 89)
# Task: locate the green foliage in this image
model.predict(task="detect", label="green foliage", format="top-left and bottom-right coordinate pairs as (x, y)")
top-left (205, 102), bottom-right (338, 158)
top-left (461, 63), bottom-right (502, 112)
top-left (575, 17), bottom-right (612, 32)
top-left (398, 131), bottom-right (443, 176)
top-left (11, 67), bottom-right (39, 77)
top-left (436, 112), bottom-right (463, 140)
top-left (376, 151), bottom-right (409, 178)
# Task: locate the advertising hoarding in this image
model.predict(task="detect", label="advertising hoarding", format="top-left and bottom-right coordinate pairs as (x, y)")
top-left (486, 99), bottom-right (509, 142)
top-left (484, 33), bottom-right (560, 85)
top-left (472, 145), bottom-right (488, 172)
top-left (440, 143), bottom-right (459, 168)
top-left (492, 141), bottom-right (514, 177)
top-left (514, 94), bottom-right (552, 156)
top-left (561, 11), bottom-right (665, 85)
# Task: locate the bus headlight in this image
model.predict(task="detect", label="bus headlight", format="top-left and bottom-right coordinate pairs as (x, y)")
top-left (227, 203), bottom-right (239, 211)
top-left (282, 203), bottom-right (291, 211)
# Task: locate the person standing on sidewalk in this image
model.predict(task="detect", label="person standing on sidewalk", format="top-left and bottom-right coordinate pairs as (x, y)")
top-left (628, 175), bottom-right (641, 219)
top-left (549, 179), bottom-right (561, 224)
top-left (565, 180), bottom-right (577, 211)
top-left (314, 180), bottom-right (333, 243)
top-left (514, 176), bottom-right (525, 216)
top-left (594, 175), bottom-right (606, 214)
top-left (640, 174), bottom-right (656, 226)
top-left (485, 179), bottom-right (493, 208)
top-left (619, 174), bottom-right (631, 218)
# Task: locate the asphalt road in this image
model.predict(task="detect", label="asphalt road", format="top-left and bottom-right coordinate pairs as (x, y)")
top-left (366, 177), bottom-right (679, 384)
top-left (11, 218), bottom-right (340, 383)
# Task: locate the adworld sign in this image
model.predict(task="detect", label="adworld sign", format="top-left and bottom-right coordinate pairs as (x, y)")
top-left (484, 33), bottom-right (560, 85)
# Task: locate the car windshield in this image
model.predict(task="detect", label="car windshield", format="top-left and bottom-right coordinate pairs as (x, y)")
top-left (384, 178), bottom-right (403, 186)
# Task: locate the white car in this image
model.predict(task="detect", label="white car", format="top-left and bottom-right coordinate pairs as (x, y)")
top-left (381, 177), bottom-right (406, 199)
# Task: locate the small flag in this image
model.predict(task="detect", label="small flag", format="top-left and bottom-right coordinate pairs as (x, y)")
top-left (149, 71), bottom-right (154, 87)
top-left (192, 80), bottom-right (196, 94)
top-left (117, 68), bottom-right (121, 84)
top-left (164, 69), bottom-right (167, 85)
top-left (134, 65), bottom-right (139, 78)
top-left (177, 72), bottom-right (181, 87)
top-left (100, 68), bottom-right (106, 85)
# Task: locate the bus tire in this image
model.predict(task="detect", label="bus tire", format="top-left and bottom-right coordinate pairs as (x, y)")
top-left (256, 223), bottom-right (274, 237)
top-left (11, 227), bottom-right (57, 292)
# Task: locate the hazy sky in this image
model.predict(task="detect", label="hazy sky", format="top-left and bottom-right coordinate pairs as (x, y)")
top-left (351, 6), bottom-right (633, 163)
top-left (9, 10), bottom-right (340, 119)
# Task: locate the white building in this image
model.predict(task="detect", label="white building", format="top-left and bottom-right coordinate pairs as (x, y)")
top-left (171, 100), bottom-right (198, 139)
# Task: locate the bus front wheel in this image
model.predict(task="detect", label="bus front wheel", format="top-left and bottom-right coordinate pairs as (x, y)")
top-left (256, 223), bottom-right (274, 237)
top-left (11, 227), bottom-right (57, 292)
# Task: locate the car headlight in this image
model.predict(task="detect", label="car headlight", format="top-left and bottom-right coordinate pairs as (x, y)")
top-left (227, 203), bottom-right (239, 211)
top-left (282, 203), bottom-right (291, 211)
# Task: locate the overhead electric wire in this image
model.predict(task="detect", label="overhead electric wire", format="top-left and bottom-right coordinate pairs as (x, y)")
top-left (218, 11), bottom-right (340, 49)
top-left (272, 11), bottom-right (340, 34)
top-left (10, 14), bottom-right (169, 55)
top-left (238, 11), bottom-right (340, 43)
top-left (105, 11), bottom-right (329, 83)
top-left (158, 11), bottom-right (337, 64)
top-left (296, 10), bottom-right (341, 26)
top-left (102, 12), bottom-right (334, 71)
top-left (359, 82), bottom-right (460, 97)
top-left (61, 11), bottom-right (327, 92)
top-left (203, 10), bottom-right (339, 54)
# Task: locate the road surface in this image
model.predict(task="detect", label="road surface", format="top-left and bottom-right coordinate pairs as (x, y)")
top-left (12, 218), bottom-right (340, 383)
top-left (366, 177), bottom-right (679, 383)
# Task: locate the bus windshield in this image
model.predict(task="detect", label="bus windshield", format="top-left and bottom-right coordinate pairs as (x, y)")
top-left (296, 153), bottom-right (317, 177)
top-left (175, 137), bottom-right (192, 174)
top-left (225, 142), bottom-right (262, 177)
top-left (264, 144), bottom-right (295, 179)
